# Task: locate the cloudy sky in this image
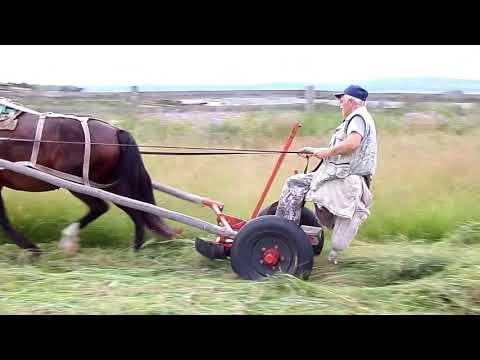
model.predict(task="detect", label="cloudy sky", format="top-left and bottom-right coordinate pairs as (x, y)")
top-left (0, 45), bottom-right (479, 86)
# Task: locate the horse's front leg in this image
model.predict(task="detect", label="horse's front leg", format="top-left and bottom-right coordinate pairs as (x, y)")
top-left (0, 187), bottom-right (41, 254)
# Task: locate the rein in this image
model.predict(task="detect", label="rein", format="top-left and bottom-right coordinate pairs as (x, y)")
top-left (0, 137), bottom-right (304, 156)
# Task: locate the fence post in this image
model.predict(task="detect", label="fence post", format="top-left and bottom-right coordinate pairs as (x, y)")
top-left (305, 85), bottom-right (315, 111)
top-left (130, 86), bottom-right (139, 103)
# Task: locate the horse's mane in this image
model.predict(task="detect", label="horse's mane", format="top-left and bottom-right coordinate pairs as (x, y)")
top-left (0, 98), bottom-right (40, 115)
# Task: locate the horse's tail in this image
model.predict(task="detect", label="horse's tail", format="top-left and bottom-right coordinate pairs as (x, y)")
top-left (115, 129), bottom-right (180, 239)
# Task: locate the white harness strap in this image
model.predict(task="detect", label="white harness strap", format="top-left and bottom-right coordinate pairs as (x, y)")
top-left (80, 118), bottom-right (91, 187)
top-left (30, 113), bottom-right (46, 166)
top-left (26, 112), bottom-right (114, 189)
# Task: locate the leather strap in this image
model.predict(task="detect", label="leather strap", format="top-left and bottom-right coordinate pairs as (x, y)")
top-left (26, 112), bottom-right (115, 189)
top-left (31, 113), bottom-right (47, 166)
top-left (80, 118), bottom-right (91, 187)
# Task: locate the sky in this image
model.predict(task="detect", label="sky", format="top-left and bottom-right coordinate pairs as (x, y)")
top-left (1, 45), bottom-right (480, 87)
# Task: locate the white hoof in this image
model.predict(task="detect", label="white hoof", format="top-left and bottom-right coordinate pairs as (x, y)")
top-left (59, 223), bottom-right (81, 254)
top-left (62, 223), bottom-right (80, 237)
top-left (59, 237), bottom-right (80, 254)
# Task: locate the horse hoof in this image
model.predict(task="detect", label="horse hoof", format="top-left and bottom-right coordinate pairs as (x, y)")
top-left (59, 236), bottom-right (80, 254)
top-left (27, 247), bottom-right (42, 256)
top-left (169, 228), bottom-right (183, 239)
top-left (60, 244), bottom-right (80, 255)
top-left (19, 247), bottom-right (41, 261)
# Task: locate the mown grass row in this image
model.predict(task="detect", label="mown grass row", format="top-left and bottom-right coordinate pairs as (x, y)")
top-left (0, 221), bottom-right (478, 314)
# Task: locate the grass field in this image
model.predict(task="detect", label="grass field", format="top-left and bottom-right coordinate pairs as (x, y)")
top-left (0, 100), bottom-right (479, 314)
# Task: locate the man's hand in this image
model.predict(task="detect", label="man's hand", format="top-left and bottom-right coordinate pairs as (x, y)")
top-left (298, 147), bottom-right (317, 158)
top-left (298, 147), bottom-right (332, 159)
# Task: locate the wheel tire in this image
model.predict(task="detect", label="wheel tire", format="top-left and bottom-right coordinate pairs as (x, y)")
top-left (230, 215), bottom-right (314, 281)
top-left (258, 202), bottom-right (324, 256)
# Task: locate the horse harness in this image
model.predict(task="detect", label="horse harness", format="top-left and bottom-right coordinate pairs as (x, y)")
top-left (0, 98), bottom-right (115, 189)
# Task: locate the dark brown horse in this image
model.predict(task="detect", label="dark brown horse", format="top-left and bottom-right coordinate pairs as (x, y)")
top-left (0, 107), bottom-right (181, 254)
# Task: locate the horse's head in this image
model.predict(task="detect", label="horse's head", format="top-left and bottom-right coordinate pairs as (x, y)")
top-left (0, 97), bottom-right (40, 116)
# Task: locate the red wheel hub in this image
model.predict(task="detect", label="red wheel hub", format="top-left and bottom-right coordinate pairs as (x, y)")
top-left (263, 248), bottom-right (281, 266)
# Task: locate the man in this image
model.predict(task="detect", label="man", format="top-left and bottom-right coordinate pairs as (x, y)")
top-left (275, 85), bottom-right (377, 264)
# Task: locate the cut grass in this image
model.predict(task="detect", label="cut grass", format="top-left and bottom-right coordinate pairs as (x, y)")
top-left (0, 224), bottom-right (479, 314)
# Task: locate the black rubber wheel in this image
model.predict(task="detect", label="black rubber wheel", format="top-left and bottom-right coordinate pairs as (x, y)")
top-left (258, 202), bottom-right (324, 256)
top-left (230, 215), bottom-right (314, 281)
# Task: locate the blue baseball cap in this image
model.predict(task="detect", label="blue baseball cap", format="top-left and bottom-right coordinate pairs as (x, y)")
top-left (334, 85), bottom-right (368, 101)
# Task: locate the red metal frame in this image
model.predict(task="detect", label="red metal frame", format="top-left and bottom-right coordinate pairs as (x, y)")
top-left (199, 122), bottom-right (302, 248)
top-left (201, 198), bottom-right (225, 211)
top-left (250, 123), bottom-right (302, 219)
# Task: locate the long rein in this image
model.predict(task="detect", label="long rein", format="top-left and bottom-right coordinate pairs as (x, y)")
top-left (0, 137), bottom-right (305, 156)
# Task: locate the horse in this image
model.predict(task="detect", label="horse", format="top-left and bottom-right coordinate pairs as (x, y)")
top-left (0, 99), bottom-right (181, 254)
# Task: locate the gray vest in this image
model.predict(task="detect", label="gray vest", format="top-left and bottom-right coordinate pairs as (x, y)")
top-left (310, 106), bottom-right (377, 191)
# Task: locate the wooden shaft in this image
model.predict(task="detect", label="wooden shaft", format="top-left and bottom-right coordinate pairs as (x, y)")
top-left (0, 159), bottom-right (238, 239)
top-left (151, 181), bottom-right (224, 208)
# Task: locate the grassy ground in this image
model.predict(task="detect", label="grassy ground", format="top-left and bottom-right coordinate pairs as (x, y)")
top-left (0, 224), bottom-right (479, 314)
top-left (0, 99), bottom-right (479, 314)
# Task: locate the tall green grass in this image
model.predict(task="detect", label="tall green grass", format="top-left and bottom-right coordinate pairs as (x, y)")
top-left (1, 103), bottom-right (479, 246)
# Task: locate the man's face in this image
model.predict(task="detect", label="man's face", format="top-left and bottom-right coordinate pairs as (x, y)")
top-left (339, 96), bottom-right (355, 118)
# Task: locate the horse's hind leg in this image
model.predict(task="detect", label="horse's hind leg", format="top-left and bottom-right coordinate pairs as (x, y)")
top-left (114, 205), bottom-right (146, 251)
top-left (59, 192), bottom-right (109, 253)
top-left (69, 192), bottom-right (110, 229)
top-left (0, 188), bottom-right (40, 253)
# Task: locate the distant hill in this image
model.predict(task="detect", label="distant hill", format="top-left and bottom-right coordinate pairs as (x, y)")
top-left (0, 82), bottom-right (83, 92)
top-left (78, 78), bottom-right (480, 94)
